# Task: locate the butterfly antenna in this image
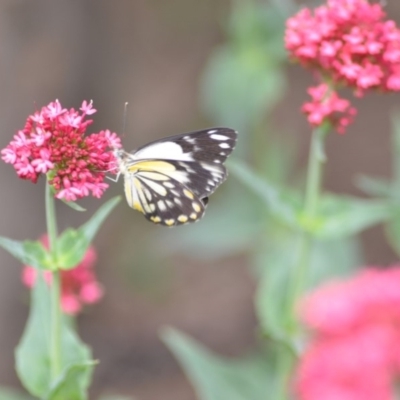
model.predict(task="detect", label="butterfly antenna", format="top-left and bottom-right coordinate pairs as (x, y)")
top-left (121, 101), bottom-right (129, 139)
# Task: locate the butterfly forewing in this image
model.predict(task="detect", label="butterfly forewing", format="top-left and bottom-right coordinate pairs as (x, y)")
top-left (130, 127), bottom-right (237, 164)
top-left (117, 127), bottom-right (237, 226)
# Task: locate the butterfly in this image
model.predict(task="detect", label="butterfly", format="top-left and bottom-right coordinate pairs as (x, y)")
top-left (112, 127), bottom-right (237, 226)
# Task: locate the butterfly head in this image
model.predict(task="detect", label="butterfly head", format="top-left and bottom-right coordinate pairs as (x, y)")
top-left (112, 148), bottom-right (129, 173)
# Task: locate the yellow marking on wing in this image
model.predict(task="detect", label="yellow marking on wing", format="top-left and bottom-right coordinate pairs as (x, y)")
top-left (132, 201), bottom-right (142, 212)
top-left (150, 216), bottom-right (161, 223)
top-left (192, 202), bottom-right (201, 213)
top-left (183, 189), bottom-right (194, 199)
top-left (128, 161), bottom-right (176, 174)
top-left (124, 177), bottom-right (144, 212)
top-left (124, 179), bottom-right (133, 206)
top-left (190, 212), bottom-right (197, 220)
top-left (165, 219), bottom-right (175, 226)
top-left (178, 215), bottom-right (188, 223)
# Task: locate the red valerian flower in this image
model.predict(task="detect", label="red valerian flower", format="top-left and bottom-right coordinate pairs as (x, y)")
top-left (1, 100), bottom-right (121, 201)
top-left (285, 0), bottom-right (400, 95)
top-left (22, 235), bottom-right (103, 315)
top-left (295, 268), bottom-right (400, 400)
top-left (302, 84), bottom-right (356, 134)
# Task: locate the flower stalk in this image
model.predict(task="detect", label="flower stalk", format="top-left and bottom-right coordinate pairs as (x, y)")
top-left (288, 123), bottom-right (329, 320)
top-left (275, 123), bottom-right (330, 400)
top-left (46, 180), bottom-right (62, 379)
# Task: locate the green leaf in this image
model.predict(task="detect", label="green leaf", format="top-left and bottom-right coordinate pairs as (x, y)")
top-left (160, 183), bottom-right (265, 260)
top-left (255, 233), bottom-right (361, 339)
top-left (307, 237), bottom-right (362, 288)
top-left (0, 387), bottom-right (34, 400)
top-left (162, 328), bottom-right (271, 400)
top-left (60, 199), bottom-right (86, 212)
top-left (47, 361), bottom-right (97, 400)
top-left (79, 196), bottom-right (121, 243)
top-left (57, 229), bottom-right (88, 270)
top-left (255, 245), bottom-right (293, 341)
top-left (309, 195), bottom-right (391, 239)
top-left (355, 175), bottom-right (393, 198)
top-left (229, 159), bottom-right (298, 226)
top-left (0, 236), bottom-right (52, 270)
top-left (16, 273), bottom-right (94, 399)
top-left (57, 196), bottom-right (121, 269)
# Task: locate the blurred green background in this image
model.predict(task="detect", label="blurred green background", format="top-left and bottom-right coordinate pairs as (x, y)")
top-left (1, 1), bottom-right (400, 399)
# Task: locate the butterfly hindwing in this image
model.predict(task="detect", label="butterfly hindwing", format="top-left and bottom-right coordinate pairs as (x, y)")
top-left (124, 166), bottom-right (207, 226)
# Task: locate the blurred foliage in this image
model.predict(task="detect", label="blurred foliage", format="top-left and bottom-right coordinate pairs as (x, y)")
top-left (160, 1), bottom-right (400, 399)
top-left (0, 387), bottom-right (33, 400)
top-left (162, 328), bottom-right (272, 400)
top-left (200, 0), bottom-right (288, 161)
top-left (15, 275), bottom-right (94, 400)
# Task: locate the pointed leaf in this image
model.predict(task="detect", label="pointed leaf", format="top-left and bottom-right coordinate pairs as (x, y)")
top-left (57, 229), bottom-right (88, 270)
top-left (47, 361), bottom-right (97, 400)
top-left (229, 159), bottom-right (297, 226)
top-left (162, 328), bottom-right (271, 400)
top-left (310, 195), bottom-right (391, 239)
top-left (0, 387), bottom-right (33, 400)
top-left (355, 175), bottom-right (393, 198)
top-left (0, 236), bottom-right (52, 270)
top-left (16, 273), bottom-right (94, 399)
top-left (79, 196), bottom-right (121, 243)
top-left (57, 196), bottom-right (120, 269)
top-left (60, 199), bottom-right (86, 212)
top-left (161, 184), bottom-right (264, 260)
top-left (255, 234), bottom-right (361, 339)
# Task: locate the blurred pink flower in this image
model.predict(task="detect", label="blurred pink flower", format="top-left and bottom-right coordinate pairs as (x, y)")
top-left (22, 235), bottom-right (103, 315)
top-left (302, 84), bottom-right (356, 134)
top-left (285, 0), bottom-right (400, 95)
top-left (296, 268), bottom-right (400, 400)
top-left (285, 0), bottom-right (400, 133)
top-left (1, 100), bottom-right (121, 201)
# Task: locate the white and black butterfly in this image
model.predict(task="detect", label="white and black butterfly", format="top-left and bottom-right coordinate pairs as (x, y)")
top-left (112, 127), bottom-right (237, 226)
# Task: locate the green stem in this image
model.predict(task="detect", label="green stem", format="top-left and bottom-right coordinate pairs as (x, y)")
top-left (287, 125), bottom-right (327, 320)
top-left (46, 180), bottom-right (62, 380)
top-left (274, 124), bottom-right (329, 400)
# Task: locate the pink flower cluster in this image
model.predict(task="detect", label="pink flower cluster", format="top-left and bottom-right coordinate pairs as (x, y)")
top-left (302, 84), bottom-right (356, 133)
top-left (296, 268), bottom-right (400, 400)
top-left (1, 100), bottom-right (121, 201)
top-left (22, 235), bottom-right (103, 315)
top-left (286, 0), bottom-right (400, 94)
top-left (285, 0), bottom-right (400, 133)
